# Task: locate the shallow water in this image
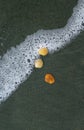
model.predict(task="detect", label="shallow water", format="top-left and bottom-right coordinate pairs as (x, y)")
top-left (0, 0), bottom-right (84, 130)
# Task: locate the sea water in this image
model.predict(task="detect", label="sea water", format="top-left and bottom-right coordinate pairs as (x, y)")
top-left (0, 0), bottom-right (84, 103)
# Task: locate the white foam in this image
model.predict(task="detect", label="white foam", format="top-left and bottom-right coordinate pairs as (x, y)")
top-left (0, 0), bottom-right (84, 103)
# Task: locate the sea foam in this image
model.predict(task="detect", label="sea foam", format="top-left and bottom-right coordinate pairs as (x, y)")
top-left (0, 0), bottom-right (84, 103)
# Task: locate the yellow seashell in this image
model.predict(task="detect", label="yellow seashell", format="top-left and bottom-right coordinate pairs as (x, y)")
top-left (38, 47), bottom-right (48, 56)
top-left (44, 73), bottom-right (55, 84)
top-left (34, 59), bottom-right (43, 68)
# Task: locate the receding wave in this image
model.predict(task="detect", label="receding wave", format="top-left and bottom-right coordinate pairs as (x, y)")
top-left (0, 0), bottom-right (84, 103)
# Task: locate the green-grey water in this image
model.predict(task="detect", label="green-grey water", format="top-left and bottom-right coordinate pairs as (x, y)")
top-left (0, 0), bottom-right (84, 130)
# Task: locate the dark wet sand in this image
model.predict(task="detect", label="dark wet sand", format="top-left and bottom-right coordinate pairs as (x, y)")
top-left (0, 0), bottom-right (84, 130)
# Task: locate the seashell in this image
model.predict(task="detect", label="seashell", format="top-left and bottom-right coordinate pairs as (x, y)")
top-left (44, 73), bottom-right (55, 84)
top-left (34, 59), bottom-right (43, 68)
top-left (38, 47), bottom-right (48, 56)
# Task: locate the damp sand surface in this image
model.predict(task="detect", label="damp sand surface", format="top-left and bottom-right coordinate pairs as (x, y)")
top-left (0, 0), bottom-right (84, 130)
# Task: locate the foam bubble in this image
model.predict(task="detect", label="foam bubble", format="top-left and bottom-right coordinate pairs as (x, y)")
top-left (0, 0), bottom-right (84, 103)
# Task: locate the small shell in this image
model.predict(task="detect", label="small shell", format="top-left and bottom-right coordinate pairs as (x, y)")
top-left (34, 59), bottom-right (43, 68)
top-left (44, 73), bottom-right (55, 84)
top-left (38, 48), bottom-right (48, 56)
